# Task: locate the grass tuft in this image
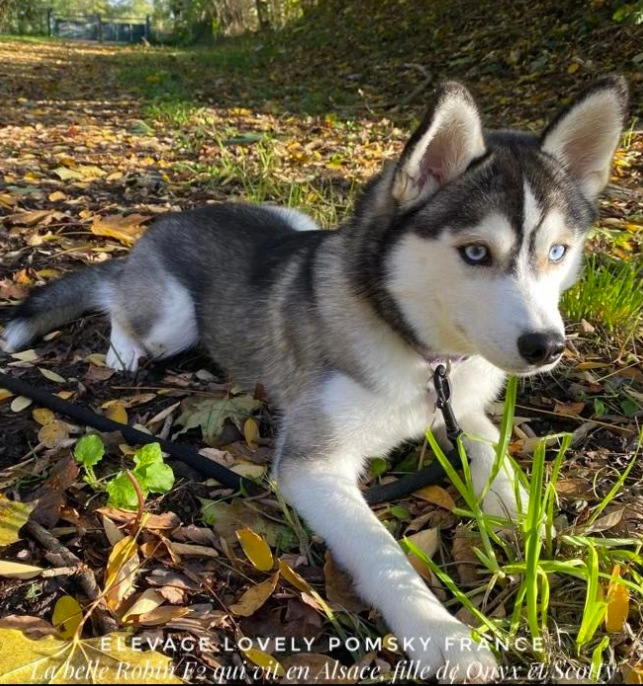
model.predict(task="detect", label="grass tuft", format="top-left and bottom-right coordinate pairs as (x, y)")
top-left (404, 378), bottom-right (643, 678)
top-left (562, 254), bottom-right (643, 342)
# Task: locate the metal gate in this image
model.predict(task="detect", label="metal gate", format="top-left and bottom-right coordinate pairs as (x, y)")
top-left (49, 12), bottom-right (151, 43)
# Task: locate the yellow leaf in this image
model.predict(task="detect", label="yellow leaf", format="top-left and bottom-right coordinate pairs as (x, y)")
top-left (38, 367), bottom-right (66, 384)
top-left (236, 528), bottom-right (274, 571)
top-left (0, 629), bottom-right (181, 683)
top-left (413, 485), bottom-right (456, 510)
top-left (52, 595), bottom-right (82, 639)
top-left (56, 390), bottom-right (74, 400)
top-left (242, 648), bottom-right (285, 677)
top-left (0, 561), bottom-right (43, 580)
top-left (36, 268), bottom-right (60, 280)
top-left (105, 536), bottom-right (139, 611)
top-left (230, 572), bottom-right (279, 617)
top-left (136, 606), bottom-right (190, 626)
top-left (605, 565), bottom-right (629, 632)
top-left (0, 389), bottom-right (14, 403)
top-left (53, 166), bottom-right (83, 181)
top-left (243, 418), bottom-right (260, 449)
top-left (32, 408), bottom-right (55, 425)
top-left (38, 420), bottom-right (69, 449)
top-left (91, 214), bottom-right (148, 246)
top-left (77, 164), bottom-right (106, 179)
top-left (48, 191), bottom-right (67, 202)
top-left (11, 349), bottom-right (39, 363)
top-left (106, 402), bottom-right (128, 425)
top-left (278, 559), bottom-right (313, 594)
top-left (567, 62), bottom-right (580, 73)
top-left (0, 494), bottom-right (35, 547)
top-left (623, 665), bottom-right (643, 684)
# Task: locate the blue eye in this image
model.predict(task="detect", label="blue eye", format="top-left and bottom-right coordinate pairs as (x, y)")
top-left (460, 244), bottom-right (491, 266)
top-left (549, 244), bottom-right (567, 263)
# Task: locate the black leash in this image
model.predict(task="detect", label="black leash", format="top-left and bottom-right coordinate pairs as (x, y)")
top-left (0, 370), bottom-right (261, 495)
top-left (0, 365), bottom-right (466, 503)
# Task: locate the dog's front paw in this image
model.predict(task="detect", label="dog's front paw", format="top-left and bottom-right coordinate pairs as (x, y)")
top-left (404, 620), bottom-right (498, 684)
top-left (482, 477), bottom-right (555, 539)
top-left (480, 475), bottom-right (527, 522)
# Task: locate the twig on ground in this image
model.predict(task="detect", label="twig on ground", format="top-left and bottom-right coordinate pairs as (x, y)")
top-left (24, 520), bottom-right (118, 634)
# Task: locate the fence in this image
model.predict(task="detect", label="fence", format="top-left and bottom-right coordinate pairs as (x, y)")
top-left (48, 12), bottom-right (151, 44)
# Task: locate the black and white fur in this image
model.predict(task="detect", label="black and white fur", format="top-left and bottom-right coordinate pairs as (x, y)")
top-left (2, 77), bottom-right (628, 682)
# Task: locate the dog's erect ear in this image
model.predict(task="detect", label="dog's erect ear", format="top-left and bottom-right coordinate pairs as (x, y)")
top-left (392, 82), bottom-right (486, 207)
top-left (541, 75), bottom-right (629, 200)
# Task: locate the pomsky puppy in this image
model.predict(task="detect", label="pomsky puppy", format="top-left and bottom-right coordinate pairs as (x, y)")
top-left (2, 76), bottom-right (628, 682)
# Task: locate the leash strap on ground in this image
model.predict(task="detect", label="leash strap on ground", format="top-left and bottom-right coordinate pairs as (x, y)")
top-left (0, 370), bottom-right (261, 495)
top-left (0, 366), bottom-right (467, 505)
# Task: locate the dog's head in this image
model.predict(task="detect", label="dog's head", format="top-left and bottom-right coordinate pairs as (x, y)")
top-left (380, 77), bottom-right (628, 375)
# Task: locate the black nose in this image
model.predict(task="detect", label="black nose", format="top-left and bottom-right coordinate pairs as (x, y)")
top-left (517, 331), bottom-right (565, 365)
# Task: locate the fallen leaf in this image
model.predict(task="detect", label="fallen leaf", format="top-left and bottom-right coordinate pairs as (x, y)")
top-left (413, 485), bottom-right (456, 510)
top-left (452, 526), bottom-right (482, 587)
top-left (175, 394), bottom-right (261, 446)
top-left (0, 561), bottom-right (43, 580)
top-left (52, 595), bottom-right (82, 639)
top-left (10, 349), bottom-right (38, 363)
top-left (38, 368), bottom-right (66, 384)
top-left (0, 615), bottom-right (61, 640)
top-left (32, 408), bottom-right (55, 425)
top-left (584, 509), bottom-right (624, 534)
top-left (279, 559), bottom-right (314, 595)
top-left (0, 389), bottom-right (15, 403)
top-left (106, 401), bottom-right (128, 425)
top-left (28, 456), bottom-right (79, 527)
top-left (0, 494), bottom-right (34, 546)
top-left (53, 166), bottom-right (83, 181)
top-left (102, 515), bottom-right (126, 546)
top-left (37, 420), bottom-right (69, 449)
top-left (11, 396), bottom-right (33, 413)
top-left (244, 418), bottom-right (260, 449)
top-left (230, 572), bottom-right (279, 616)
top-left (91, 214), bottom-right (149, 246)
top-left (167, 542), bottom-right (219, 558)
top-left (122, 589), bottom-right (166, 623)
top-left (200, 498), bottom-right (298, 550)
top-left (605, 566), bottom-right (629, 633)
top-left (236, 528), bottom-right (274, 571)
top-left (242, 647), bottom-right (285, 677)
top-left (554, 401), bottom-right (586, 416)
top-left (0, 629), bottom-right (181, 683)
top-left (104, 536), bottom-right (139, 612)
top-left (136, 606), bottom-right (190, 626)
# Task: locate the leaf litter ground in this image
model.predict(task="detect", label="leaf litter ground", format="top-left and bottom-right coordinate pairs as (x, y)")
top-left (1, 4), bottom-right (643, 681)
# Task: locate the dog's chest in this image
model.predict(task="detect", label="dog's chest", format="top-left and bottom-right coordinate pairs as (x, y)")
top-left (321, 357), bottom-right (504, 461)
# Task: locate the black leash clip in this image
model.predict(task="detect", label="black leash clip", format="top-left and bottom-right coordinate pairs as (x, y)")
top-left (433, 364), bottom-right (462, 445)
top-left (364, 363), bottom-right (467, 504)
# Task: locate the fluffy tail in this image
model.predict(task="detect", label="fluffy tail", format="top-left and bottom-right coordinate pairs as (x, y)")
top-left (1, 259), bottom-right (124, 352)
